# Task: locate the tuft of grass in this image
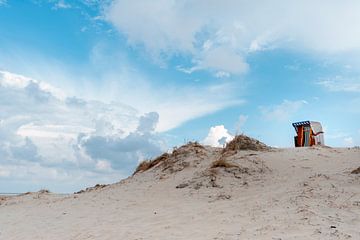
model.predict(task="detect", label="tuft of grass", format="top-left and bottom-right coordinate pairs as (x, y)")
top-left (133, 161), bottom-right (152, 175)
top-left (38, 189), bottom-right (50, 194)
top-left (211, 158), bottom-right (238, 169)
top-left (351, 167), bottom-right (360, 174)
top-left (74, 184), bottom-right (108, 194)
top-left (223, 134), bottom-right (269, 152)
top-left (133, 141), bottom-right (206, 175)
top-left (190, 141), bottom-right (205, 149)
top-left (133, 153), bottom-right (170, 175)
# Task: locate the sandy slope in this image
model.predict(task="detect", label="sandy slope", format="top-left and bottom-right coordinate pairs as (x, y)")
top-left (0, 144), bottom-right (359, 240)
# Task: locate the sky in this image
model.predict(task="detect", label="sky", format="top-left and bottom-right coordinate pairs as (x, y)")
top-left (0, 0), bottom-right (360, 193)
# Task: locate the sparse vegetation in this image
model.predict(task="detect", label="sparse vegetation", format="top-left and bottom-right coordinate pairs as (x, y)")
top-left (0, 196), bottom-right (7, 205)
top-left (133, 153), bottom-right (170, 175)
top-left (211, 158), bottom-right (239, 169)
top-left (351, 167), bottom-right (360, 174)
top-left (18, 189), bottom-right (51, 197)
top-left (75, 184), bottom-right (108, 194)
top-left (38, 189), bottom-right (50, 194)
top-left (133, 160), bottom-right (152, 175)
top-left (133, 141), bottom-right (206, 175)
top-left (172, 141), bottom-right (205, 157)
top-left (223, 134), bottom-right (269, 152)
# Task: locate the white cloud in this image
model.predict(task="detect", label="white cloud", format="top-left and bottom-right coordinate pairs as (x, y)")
top-left (197, 47), bottom-right (249, 75)
top-left (317, 76), bottom-right (360, 92)
top-left (0, 71), bottom-right (164, 192)
top-left (153, 88), bottom-right (243, 131)
top-left (53, 0), bottom-right (71, 10)
top-left (0, 70), bottom-right (66, 99)
top-left (0, 0), bottom-right (6, 6)
top-left (326, 131), bottom-right (349, 140)
top-left (79, 111), bottom-right (164, 171)
top-left (17, 124), bottom-right (92, 139)
top-left (344, 137), bottom-right (354, 147)
top-left (95, 160), bottom-right (112, 171)
top-left (203, 125), bottom-right (234, 147)
top-left (177, 47), bottom-right (248, 76)
top-left (326, 130), bottom-right (357, 147)
top-left (215, 71), bottom-right (230, 78)
top-left (105, 0), bottom-right (360, 76)
top-left (105, 0), bottom-right (253, 75)
top-left (260, 100), bottom-right (308, 122)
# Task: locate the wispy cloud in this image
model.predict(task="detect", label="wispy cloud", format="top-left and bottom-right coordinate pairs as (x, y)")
top-left (176, 47), bottom-right (248, 77)
top-left (84, 43), bottom-right (245, 131)
top-left (317, 76), bottom-right (360, 92)
top-left (326, 129), bottom-right (356, 147)
top-left (260, 100), bottom-right (308, 122)
top-left (52, 0), bottom-right (71, 10)
top-left (105, 0), bottom-right (360, 75)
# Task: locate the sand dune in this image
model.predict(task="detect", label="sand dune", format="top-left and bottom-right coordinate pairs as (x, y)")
top-left (1, 137), bottom-right (360, 239)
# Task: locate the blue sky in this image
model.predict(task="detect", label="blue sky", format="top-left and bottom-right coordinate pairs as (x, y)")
top-left (1, 0), bottom-right (360, 193)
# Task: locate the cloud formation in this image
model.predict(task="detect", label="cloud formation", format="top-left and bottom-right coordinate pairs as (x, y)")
top-left (0, 71), bottom-right (164, 192)
top-left (79, 112), bottom-right (163, 171)
top-left (203, 125), bottom-right (234, 147)
top-left (105, 0), bottom-right (360, 76)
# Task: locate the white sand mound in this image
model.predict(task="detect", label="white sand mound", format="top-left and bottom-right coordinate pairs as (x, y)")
top-left (1, 136), bottom-right (360, 240)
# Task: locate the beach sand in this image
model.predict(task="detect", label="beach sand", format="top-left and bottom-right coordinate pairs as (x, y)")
top-left (1, 141), bottom-right (359, 239)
